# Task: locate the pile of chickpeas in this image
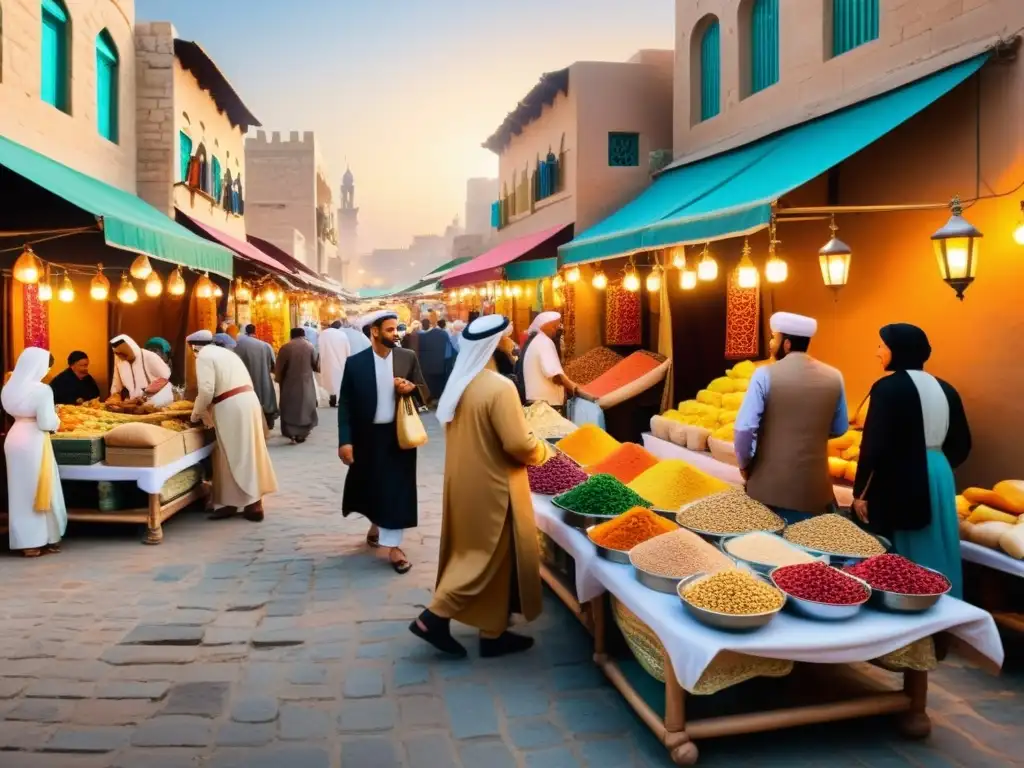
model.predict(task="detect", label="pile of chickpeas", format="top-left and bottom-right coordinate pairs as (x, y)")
top-left (679, 569), bottom-right (786, 615)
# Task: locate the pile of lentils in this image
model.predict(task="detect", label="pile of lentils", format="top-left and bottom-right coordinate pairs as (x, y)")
top-left (845, 554), bottom-right (951, 595)
top-left (564, 347), bottom-right (624, 386)
top-left (630, 528), bottom-right (732, 579)
top-left (724, 532), bottom-right (817, 567)
top-left (529, 452), bottom-right (588, 495)
top-left (553, 473), bottom-right (652, 519)
top-left (676, 490), bottom-right (785, 535)
top-left (783, 513), bottom-right (887, 557)
top-left (772, 562), bottom-right (870, 605)
top-left (680, 570), bottom-right (785, 615)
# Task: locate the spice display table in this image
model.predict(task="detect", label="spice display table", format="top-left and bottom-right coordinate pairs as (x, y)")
top-left (642, 433), bottom-right (855, 508)
top-left (532, 494), bottom-right (1004, 764)
top-left (961, 540), bottom-right (1024, 634)
top-left (57, 444), bottom-right (214, 545)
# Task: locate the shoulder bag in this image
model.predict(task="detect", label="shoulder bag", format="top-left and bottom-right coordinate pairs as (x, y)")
top-left (396, 395), bottom-right (428, 450)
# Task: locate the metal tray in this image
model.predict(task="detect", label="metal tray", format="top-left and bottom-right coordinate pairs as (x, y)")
top-left (769, 566), bottom-right (871, 621)
top-left (677, 572), bottom-right (785, 632)
top-left (631, 563), bottom-right (683, 594)
top-left (585, 527), bottom-right (632, 565)
top-left (551, 499), bottom-right (618, 531)
top-left (784, 534), bottom-right (892, 567)
top-left (718, 533), bottom-right (822, 575)
top-left (864, 565), bottom-right (951, 613)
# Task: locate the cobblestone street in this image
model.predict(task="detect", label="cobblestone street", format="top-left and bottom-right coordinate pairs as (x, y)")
top-left (0, 411), bottom-right (1022, 767)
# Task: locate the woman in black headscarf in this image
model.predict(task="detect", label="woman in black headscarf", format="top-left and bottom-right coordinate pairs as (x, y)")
top-left (852, 323), bottom-right (971, 598)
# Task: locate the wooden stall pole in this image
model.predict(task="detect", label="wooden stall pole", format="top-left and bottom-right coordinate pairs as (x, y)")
top-left (591, 595), bottom-right (607, 663)
top-left (144, 493), bottom-right (164, 545)
top-left (899, 669), bottom-right (931, 739)
top-left (663, 655), bottom-right (698, 765)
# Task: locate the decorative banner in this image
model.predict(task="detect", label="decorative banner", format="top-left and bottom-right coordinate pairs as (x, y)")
top-left (725, 270), bottom-right (760, 360)
top-left (605, 284), bottom-right (641, 346)
top-left (563, 283), bottom-right (576, 360)
top-left (23, 283), bottom-right (50, 350)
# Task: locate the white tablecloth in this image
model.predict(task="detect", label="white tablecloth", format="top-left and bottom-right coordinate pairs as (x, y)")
top-left (642, 433), bottom-right (855, 508)
top-left (961, 540), bottom-right (1024, 578)
top-left (533, 494), bottom-right (1004, 691)
top-left (57, 444), bottom-right (215, 495)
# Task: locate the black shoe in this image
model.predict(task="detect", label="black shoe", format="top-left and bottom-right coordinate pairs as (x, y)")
top-left (329, 396), bottom-right (337, 408)
top-left (480, 631), bottom-right (534, 658)
top-left (409, 611), bottom-right (467, 658)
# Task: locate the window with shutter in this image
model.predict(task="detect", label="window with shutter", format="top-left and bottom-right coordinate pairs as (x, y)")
top-left (96, 30), bottom-right (119, 142)
top-left (179, 132), bottom-right (193, 182)
top-left (41, 0), bottom-right (70, 113)
top-left (832, 0), bottom-right (879, 57)
top-left (211, 156), bottom-right (222, 202)
top-left (750, 0), bottom-right (779, 94)
top-left (700, 21), bottom-right (721, 121)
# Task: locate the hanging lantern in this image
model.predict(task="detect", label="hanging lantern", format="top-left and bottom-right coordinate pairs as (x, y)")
top-left (697, 244), bottom-right (718, 282)
top-left (592, 270), bottom-right (608, 290)
top-left (1013, 201), bottom-right (1024, 246)
top-left (680, 268), bottom-right (698, 291)
top-left (13, 246), bottom-right (44, 284)
top-left (213, 283), bottom-right (224, 298)
top-left (765, 225), bottom-right (788, 284)
top-left (552, 275), bottom-right (563, 291)
top-left (58, 271), bottom-right (75, 303)
top-left (504, 285), bottom-right (513, 298)
top-left (566, 266), bottom-right (581, 284)
top-left (196, 272), bottom-right (214, 299)
top-left (90, 265), bottom-right (110, 300)
top-left (168, 267), bottom-right (186, 297)
top-left (478, 286), bottom-right (487, 297)
top-left (645, 264), bottom-right (662, 293)
top-left (262, 283), bottom-right (279, 304)
top-left (117, 273), bottom-right (138, 304)
top-left (669, 245), bottom-right (686, 270)
top-left (818, 215), bottom-right (852, 289)
top-left (145, 271), bottom-right (163, 297)
top-left (235, 279), bottom-right (251, 302)
top-left (38, 274), bottom-right (53, 302)
top-left (130, 254), bottom-right (153, 280)
top-left (931, 195), bottom-right (982, 301)
top-left (623, 267), bottom-right (640, 292)
top-left (512, 284), bottom-right (523, 298)
top-left (736, 240), bottom-right (759, 289)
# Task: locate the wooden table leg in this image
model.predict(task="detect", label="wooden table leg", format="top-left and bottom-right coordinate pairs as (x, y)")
top-left (143, 493), bottom-right (163, 545)
top-left (591, 597), bottom-right (607, 663)
top-left (898, 669), bottom-right (931, 739)
top-left (663, 655), bottom-right (698, 765)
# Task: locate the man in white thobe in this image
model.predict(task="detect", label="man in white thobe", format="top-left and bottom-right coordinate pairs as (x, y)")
top-left (521, 311), bottom-right (588, 411)
top-left (318, 321), bottom-right (352, 408)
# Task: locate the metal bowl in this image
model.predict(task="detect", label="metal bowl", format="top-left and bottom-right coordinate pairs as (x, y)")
top-left (631, 563), bottom-right (684, 594)
top-left (585, 526), bottom-right (632, 565)
top-left (676, 572), bottom-right (785, 632)
top-left (785, 534), bottom-right (891, 567)
top-left (653, 507), bottom-right (679, 521)
top-left (864, 566), bottom-right (951, 613)
top-left (769, 566), bottom-right (871, 621)
top-left (678, 520), bottom-right (785, 547)
top-left (718, 533), bottom-right (821, 575)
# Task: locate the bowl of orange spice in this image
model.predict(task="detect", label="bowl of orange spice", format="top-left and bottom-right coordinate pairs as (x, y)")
top-left (587, 507), bottom-right (678, 564)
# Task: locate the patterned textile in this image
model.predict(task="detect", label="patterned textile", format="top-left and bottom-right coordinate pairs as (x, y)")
top-left (23, 283), bottom-right (49, 350)
top-left (724, 270), bottom-right (760, 360)
top-left (605, 284), bottom-right (641, 346)
top-left (562, 283), bottom-right (576, 360)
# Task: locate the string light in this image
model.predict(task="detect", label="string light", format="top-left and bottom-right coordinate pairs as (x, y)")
top-left (145, 271), bottom-right (163, 297)
top-left (645, 264), bottom-right (662, 293)
top-left (13, 246), bottom-right (43, 284)
top-left (765, 222), bottom-right (788, 284)
top-left (697, 244), bottom-right (718, 282)
top-left (1014, 201), bottom-right (1024, 246)
top-left (670, 245), bottom-right (686, 270)
top-left (623, 266), bottom-right (640, 292)
top-left (38, 272), bottom-right (53, 302)
top-left (130, 254), bottom-right (153, 280)
top-left (736, 240), bottom-right (759, 289)
top-left (552, 274), bottom-right (563, 290)
top-left (566, 266), bottom-right (580, 284)
top-left (592, 270), bottom-right (608, 290)
top-left (117, 273), bottom-right (138, 304)
top-left (168, 267), bottom-right (186, 297)
top-left (58, 271), bottom-right (75, 303)
top-left (680, 267), bottom-right (698, 291)
top-left (90, 265), bottom-right (110, 300)
top-left (235, 279), bottom-right (250, 302)
top-left (213, 283), bottom-right (224, 298)
top-left (478, 286), bottom-right (487, 297)
top-left (512, 284), bottom-right (523, 297)
top-left (196, 272), bottom-right (214, 299)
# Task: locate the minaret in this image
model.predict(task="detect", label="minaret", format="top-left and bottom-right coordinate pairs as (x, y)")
top-left (337, 166), bottom-right (359, 285)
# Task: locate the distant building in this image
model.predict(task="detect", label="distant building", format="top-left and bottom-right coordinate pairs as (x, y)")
top-left (465, 177), bottom-right (498, 237)
top-left (336, 166), bottom-right (359, 285)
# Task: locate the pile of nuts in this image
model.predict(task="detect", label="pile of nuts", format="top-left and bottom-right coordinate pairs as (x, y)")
top-left (564, 347), bottom-right (624, 386)
top-left (676, 490), bottom-right (784, 535)
top-left (783, 513), bottom-right (887, 557)
top-left (724, 532), bottom-right (817, 567)
top-left (772, 562), bottom-right (869, 605)
top-left (845, 554), bottom-right (951, 595)
top-left (680, 569), bottom-right (785, 615)
top-left (630, 528), bottom-right (732, 579)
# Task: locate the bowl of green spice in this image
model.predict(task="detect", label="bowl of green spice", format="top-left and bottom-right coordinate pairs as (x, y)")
top-left (552, 474), bottom-right (654, 530)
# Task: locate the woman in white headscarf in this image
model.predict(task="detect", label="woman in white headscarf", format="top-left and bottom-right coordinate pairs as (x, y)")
top-left (411, 316), bottom-right (552, 658)
top-left (2, 347), bottom-right (67, 556)
top-left (109, 334), bottom-right (173, 406)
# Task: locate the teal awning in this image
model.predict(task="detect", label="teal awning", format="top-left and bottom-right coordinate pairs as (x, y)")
top-left (505, 257), bottom-right (557, 282)
top-left (0, 134), bottom-right (234, 276)
top-left (560, 53), bottom-right (988, 266)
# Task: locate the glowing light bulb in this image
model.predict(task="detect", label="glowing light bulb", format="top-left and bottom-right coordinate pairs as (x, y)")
top-left (623, 270), bottom-right (640, 292)
top-left (566, 267), bottom-right (580, 284)
top-left (512, 285), bottom-right (522, 297)
top-left (736, 242), bottom-right (758, 289)
top-left (168, 268), bottom-right (186, 297)
top-left (645, 267), bottom-right (662, 293)
top-left (765, 255), bottom-right (788, 284)
top-left (13, 246), bottom-right (43, 284)
top-left (592, 271), bottom-right (608, 290)
top-left (90, 266), bottom-right (110, 301)
top-left (196, 273), bottom-right (214, 299)
top-left (552, 275), bottom-right (563, 290)
top-left (130, 254), bottom-right (153, 280)
top-left (145, 271), bottom-right (163, 297)
top-left (235, 280), bottom-right (251, 302)
top-left (680, 269), bottom-right (698, 290)
top-left (478, 287), bottom-right (487, 296)
top-left (213, 284), bottom-right (223, 298)
top-left (37, 281), bottom-right (53, 302)
top-left (58, 272), bottom-right (75, 303)
top-left (697, 248), bottom-right (718, 282)
top-left (670, 246), bottom-right (686, 270)
top-left (117, 274), bottom-right (138, 304)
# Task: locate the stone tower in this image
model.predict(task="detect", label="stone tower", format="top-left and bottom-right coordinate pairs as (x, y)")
top-left (337, 166), bottom-right (359, 285)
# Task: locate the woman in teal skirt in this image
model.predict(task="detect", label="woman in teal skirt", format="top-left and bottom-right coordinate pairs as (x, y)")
top-left (852, 324), bottom-right (971, 598)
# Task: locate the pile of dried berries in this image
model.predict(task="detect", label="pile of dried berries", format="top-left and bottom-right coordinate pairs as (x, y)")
top-left (845, 554), bottom-right (950, 595)
top-left (772, 562), bottom-right (869, 606)
top-left (528, 453), bottom-right (588, 495)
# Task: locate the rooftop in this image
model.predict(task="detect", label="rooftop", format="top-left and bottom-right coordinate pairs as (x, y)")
top-left (174, 39), bottom-right (261, 131)
top-left (482, 68), bottom-right (570, 155)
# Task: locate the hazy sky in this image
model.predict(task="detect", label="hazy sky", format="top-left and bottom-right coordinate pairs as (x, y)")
top-left (136, 0), bottom-right (674, 252)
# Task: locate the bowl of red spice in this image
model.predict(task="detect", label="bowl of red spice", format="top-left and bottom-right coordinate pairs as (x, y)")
top-left (770, 561), bottom-right (871, 621)
top-left (586, 507), bottom-right (677, 565)
top-left (844, 554), bottom-right (951, 613)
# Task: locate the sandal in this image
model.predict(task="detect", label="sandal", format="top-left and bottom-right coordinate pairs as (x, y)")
top-left (389, 549), bottom-right (412, 575)
top-left (208, 507), bottom-right (239, 521)
top-left (21, 549), bottom-right (42, 558)
top-left (43, 544), bottom-right (61, 554)
top-left (366, 531), bottom-right (380, 549)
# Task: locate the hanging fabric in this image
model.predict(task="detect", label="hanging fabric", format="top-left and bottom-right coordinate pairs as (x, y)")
top-left (724, 268), bottom-right (760, 360)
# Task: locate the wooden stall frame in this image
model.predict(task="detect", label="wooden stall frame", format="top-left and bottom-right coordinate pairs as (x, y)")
top-left (66, 482), bottom-right (210, 545)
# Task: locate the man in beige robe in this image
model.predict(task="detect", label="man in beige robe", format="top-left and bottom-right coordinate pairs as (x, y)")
top-left (410, 315), bottom-right (551, 658)
top-left (187, 330), bottom-right (278, 522)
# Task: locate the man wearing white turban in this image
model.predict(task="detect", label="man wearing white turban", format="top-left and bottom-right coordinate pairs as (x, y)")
top-left (411, 315), bottom-right (552, 658)
top-left (109, 334), bottom-right (173, 407)
top-left (734, 312), bottom-right (849, 522)
top-left (519, 311), bottom-right (588, 409)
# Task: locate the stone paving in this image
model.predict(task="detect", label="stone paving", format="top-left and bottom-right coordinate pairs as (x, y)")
top-left (0, 410), bottom-right (1022, 767)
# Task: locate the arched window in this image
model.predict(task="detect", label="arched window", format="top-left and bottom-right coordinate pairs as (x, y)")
top-left (211, 156), bottom-right (222, 201)
top-left (832, 0), bottom-right (879, 57)
top-left (95, 30), bottom-right (118, 142)
top-left (699, 20), bottom-right (721, 121)
top-left (41, 0), bottom-right (70, 113)
top-left (750, 0), bottom-right (779, 94)
top-left (179, 131), bottom-right (193, 182)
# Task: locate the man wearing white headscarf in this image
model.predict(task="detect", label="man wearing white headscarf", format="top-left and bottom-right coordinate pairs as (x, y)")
top-left (341, 315), bottom-right (371, 356)
top-left (319, 320), bottom-right (352, 408)
top-left (449, 320), bottom-right (466, 354)
top-left (109, 334), bottom-right (173, 406)
top-left (735, 312), bottom-right (849, 523)
top-left (410, 316), bottom-right (551, 658)
top-left (2, 347), bottom-right (67, 556)
top-left (519, 311), bottom-right (588, 410)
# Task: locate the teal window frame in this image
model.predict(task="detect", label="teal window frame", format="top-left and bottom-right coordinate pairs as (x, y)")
top-left (211, 156), bottom-right (222, 202)
top-left (608, 132), bottom-right (640, 167)
top-left (179, 131), bottom-right (193, 182)
top-left (95, 30), bottom-right (118, 143)
top-left (832, 0), bottom-right (880, 57)
top-left (700, 21), bottom-right (721, 121)
top-left (750, 0), bottom-right (779, 94)
top-left (41, 0), bottom-right (70, 113)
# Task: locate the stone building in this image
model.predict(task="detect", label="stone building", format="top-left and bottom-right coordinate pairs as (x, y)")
top-left (0, 0), bottom-right (138, 190)
top-left (336, 166), bottom-right (358, 285)
top-left (244, 130), bottom-right (338, 277)
top-left (134, 21), bottom-right (260, 241)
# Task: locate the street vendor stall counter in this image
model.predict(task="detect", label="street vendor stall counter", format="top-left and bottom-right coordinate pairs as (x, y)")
top-left (960, 540), bottom-right (1024, 635)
